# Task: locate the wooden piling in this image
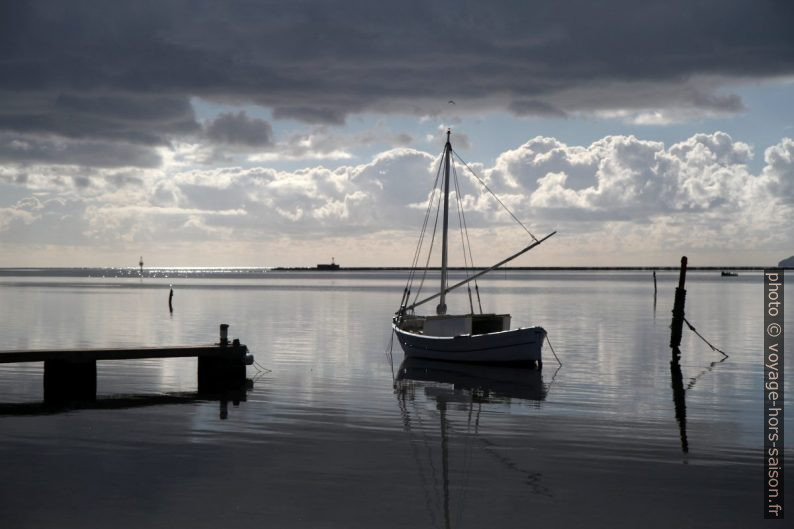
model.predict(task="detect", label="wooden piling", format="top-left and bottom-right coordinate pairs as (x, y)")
top-left (669, 256), bottom-right (688, 352)
top-left (219, 323), bottom-right (229, 346)
top-left (169, 286), bottom-right (174, 312)
top-left (653, 270), bottom-right (657, 294)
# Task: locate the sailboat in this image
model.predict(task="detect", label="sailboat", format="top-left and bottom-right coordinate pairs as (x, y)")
top-left (392, 130), bottom-right (555, 366)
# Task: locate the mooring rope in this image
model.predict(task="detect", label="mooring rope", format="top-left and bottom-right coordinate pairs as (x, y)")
top-left (384, 328), bottom-right (396, 382)
top-left (252, 359), bottom-right (272, 374)
top-left (544, 334), bottom-right (563, 366)
top-left (683, 317), bottom-right (729, 358)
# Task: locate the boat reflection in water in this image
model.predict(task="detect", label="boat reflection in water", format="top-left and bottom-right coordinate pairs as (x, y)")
top-left (396, 358), bottom-right (548, 404)
top-left (394, 358), bottom-right (552, 528)
top-left (0, 378), bottom-right (254, 420)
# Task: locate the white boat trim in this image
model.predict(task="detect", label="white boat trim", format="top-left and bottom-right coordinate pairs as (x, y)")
top-left (393, 324), bottom-right (545, 364)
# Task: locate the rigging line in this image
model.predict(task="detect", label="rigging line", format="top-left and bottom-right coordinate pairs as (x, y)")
top-left (451, 158), bottom-right (477, 271)
top-left (451, 157), bottom-right (482, 313)
top-left (412, 180), bottom-right (444, 307)
top-left (410, 159), bottom-right (444, 276)
top-left (683, 317), bottom-right (729, 358)
top-left (451, 160), bottom-right (475, 314)
top-left (451, 159), bottom-right (471, 274)
top-left (452, 149), bottom-right (539, 243)
top-left (404, 183), bottom-right (439, 310)
top-left (402, 157), bottom-right (444, 313)
top-left (401, 186), bottom-right (437, 312)
top-left (409, 153), bottom-right (444, 274)
top-left (404, 231), bottom-right (556, 311)
top-left (404, 155), bottom-right (445, 300)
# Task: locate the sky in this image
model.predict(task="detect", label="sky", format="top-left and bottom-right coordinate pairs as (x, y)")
top-left (1, 0), bottom-right (793, 267)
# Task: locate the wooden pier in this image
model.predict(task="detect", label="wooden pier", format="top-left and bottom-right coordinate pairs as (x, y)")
top-left (0, 324), bottom-right (253, 402)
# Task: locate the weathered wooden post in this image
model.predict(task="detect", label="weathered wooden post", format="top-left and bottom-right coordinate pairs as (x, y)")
top-left (653, 270), bottom-right (657, 294)
top-left (168, 285), bottom-right (174, 313)
top-left (669, 256), bottom-right (688, 353)
top-left (219, 323), bottom-right (229, 346)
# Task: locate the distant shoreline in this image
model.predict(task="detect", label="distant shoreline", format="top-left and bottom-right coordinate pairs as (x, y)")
top-left (274, 266), bottom-right (782, 271)
top-left (0, 266), bottom-right (789, 276)
top-left (0, 266), bottom-right (786, 271)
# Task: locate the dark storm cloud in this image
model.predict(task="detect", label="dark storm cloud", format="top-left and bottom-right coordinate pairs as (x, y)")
top-left (0, 133), bottom-right (162, 168)
top-left (508, 100), bottom-right (568, 118)
top-left (1, 0), bottom-right (792, 145)
top-left (205, 112), bottom-right (274, 147)
top-left (0, 93), bottom-right (198, 145)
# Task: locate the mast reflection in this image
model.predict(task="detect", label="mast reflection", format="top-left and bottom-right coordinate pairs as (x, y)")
top-left (395, 359), bottom-right (551, 528)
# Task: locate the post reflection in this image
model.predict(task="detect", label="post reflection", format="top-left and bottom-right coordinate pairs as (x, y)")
top-left (669, 348), bottom-right (688, 455)
top-left (0, 378), bottom-right (254, 420)
top-left (396, 358), bottom-right (548, 404)
top-left (669, 345), bottom-right (729, 458)
top-left (394, 359), bottom-right (551, 529)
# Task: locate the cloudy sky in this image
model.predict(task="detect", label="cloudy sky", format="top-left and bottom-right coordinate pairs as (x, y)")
top-left (1, 0), bottom-right (793, 267)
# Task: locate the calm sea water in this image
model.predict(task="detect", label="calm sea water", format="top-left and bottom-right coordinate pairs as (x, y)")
top-left (0, 269), bottom-right (790, 528)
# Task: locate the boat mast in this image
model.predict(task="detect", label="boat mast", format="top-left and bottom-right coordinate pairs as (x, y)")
top-left (437, 130), bottom-right (452, 315)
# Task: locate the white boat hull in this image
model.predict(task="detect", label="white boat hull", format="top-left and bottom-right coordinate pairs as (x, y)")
top-left (393, 324), bottom-right (545, 364)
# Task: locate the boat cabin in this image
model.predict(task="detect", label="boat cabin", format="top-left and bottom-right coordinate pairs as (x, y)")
top-left (399, 313), bottom-right (511, 337)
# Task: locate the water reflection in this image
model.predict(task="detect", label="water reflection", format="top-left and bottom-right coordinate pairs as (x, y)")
top-left (395, 358), bottom-right (548, 404)
top-left (669, 350), bottom-right (688, 455)
top-left (394, 360), bottom-right (550, 528)
top-left (0, 379), bottom-right (254, 420)
top-left (669, 346), bottom-right (729, 457)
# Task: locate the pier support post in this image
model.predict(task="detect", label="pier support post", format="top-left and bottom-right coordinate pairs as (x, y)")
top-left (197, 354), bottom-right (247, 393)
top-left (43, 359), bottom-right (97, 402)
top-left (198, 327), bottom-right (247, 394)
top-left (219, 323), bottom-right (229, 346)
top-left (669, 256), bottom-right (688, 353)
